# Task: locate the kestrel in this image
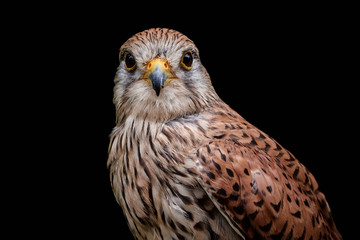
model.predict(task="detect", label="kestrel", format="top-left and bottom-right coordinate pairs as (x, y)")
top-left (108, 28), bottom-right (342, 240)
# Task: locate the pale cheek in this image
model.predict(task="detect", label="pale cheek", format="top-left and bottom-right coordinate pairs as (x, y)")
top-left (114, 85), bottom-right (125, 99)
top-left (127, 81), bottom-right (154, 102)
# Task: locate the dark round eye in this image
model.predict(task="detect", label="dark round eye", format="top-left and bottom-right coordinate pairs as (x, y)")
top-left (181, 51), bottom-right (193, 69)
top-left (124, 52), bottom-right (136, 71)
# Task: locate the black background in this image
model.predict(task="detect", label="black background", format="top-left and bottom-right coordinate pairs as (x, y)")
top-left (14, 4), bottom-right (355, 239)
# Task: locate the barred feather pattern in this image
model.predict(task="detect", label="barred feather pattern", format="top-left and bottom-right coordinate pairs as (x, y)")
top-left (108, 28), bottom-right (342, 240)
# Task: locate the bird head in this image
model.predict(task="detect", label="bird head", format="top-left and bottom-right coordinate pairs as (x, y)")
top-left (113, 28), bottom-right (219, 123)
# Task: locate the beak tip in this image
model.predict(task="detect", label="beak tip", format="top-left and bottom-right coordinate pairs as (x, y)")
top-left (154, 87), bottom-right (161, 96)
top-left (148, 68), bottom-right (168, 96)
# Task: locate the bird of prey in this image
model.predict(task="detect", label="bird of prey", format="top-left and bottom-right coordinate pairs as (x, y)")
top-left (108, 28), bottom-right (342, 240)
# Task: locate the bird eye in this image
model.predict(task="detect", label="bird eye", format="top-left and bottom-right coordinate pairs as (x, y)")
top-left (181, 51), bottom-right (193, 70)
top-left (124, 52), bottom-right (136, 71)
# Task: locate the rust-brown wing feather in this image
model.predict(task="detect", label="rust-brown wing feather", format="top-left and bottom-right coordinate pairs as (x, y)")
top-left (194, 113), bottom-right (341, 239)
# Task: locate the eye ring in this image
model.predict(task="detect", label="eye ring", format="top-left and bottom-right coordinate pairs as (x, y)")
top-left (124, 52), bottom-right (137, 71)
top-left (181, 51), bottom-right (193, 70)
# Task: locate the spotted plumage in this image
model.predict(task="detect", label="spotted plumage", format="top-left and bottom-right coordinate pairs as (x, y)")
top-left (108, 28), bottom-right (342, 240)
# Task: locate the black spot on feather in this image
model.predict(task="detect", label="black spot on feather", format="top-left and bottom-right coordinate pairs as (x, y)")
top-left (206, 144), bottom-right (211, 153)
top-left (233, 205), bottom-right (244, 215)
top-left (271, 200), bottom-right (281, 213)
top-left (201, 155), bottom-right (207, 163)
top-left (216, 188), bottom-right (227, 196)
top-left (212, 160), bottom-right (221, 171)
top-left (194, 222), bottom-right (205, 230)
top-left (248, 210), bottom-right (259, 220)
top-left (259, 221), bottom-right (273, 232)
top-left (213, 133), bottom-right (225, 139)
top-left (291, 210), bottom-right (301, 218)
top-left (206, 171), bottom-right (215, 179)
top-left (226, 168), bottom-right (234, 177)
top-left (254, 199), bottom-right (264, 207)
top-left (232, 183), bottom-right (240, 191)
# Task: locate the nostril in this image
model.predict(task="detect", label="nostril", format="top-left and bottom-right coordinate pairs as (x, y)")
top-left (164, 62), bottom-right (168, 69)
top-left (148, 63), bottom-right (152, 69)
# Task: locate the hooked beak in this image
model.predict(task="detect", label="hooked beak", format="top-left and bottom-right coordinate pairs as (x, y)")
top-left (144, 58), bottom-right (174, 96)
